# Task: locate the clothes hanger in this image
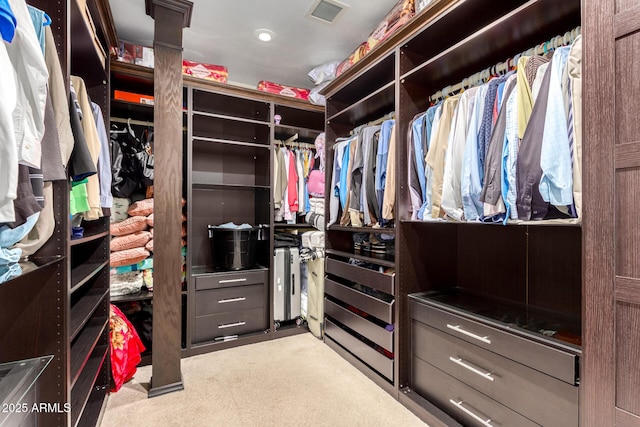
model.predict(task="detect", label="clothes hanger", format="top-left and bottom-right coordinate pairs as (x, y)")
top-left (126, 118), bottom-right (137, 138)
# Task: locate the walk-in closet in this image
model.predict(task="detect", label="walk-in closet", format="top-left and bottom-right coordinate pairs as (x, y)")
top-left (0, 0), bottom-right (636, 425)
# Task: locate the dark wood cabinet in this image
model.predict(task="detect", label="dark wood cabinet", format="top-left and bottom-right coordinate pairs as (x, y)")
top-left (0, 1), bottom-right (117, 426)
top-left (317, 0), bottom-right (637, 425)
top-left (109, 62), bottom-right (324, 360)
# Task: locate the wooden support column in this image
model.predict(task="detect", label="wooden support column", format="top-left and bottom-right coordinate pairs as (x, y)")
top-left (145, 0), bottom-right (193, 398)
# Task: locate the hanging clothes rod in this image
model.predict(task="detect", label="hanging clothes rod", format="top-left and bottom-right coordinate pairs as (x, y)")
top-left (275, 139), bottom-right (316, 149)
top-left (350, 111), bottom-right (396, 135)
top-left (429, 26), bottom-right (582, 103)
top-left (111, 117), bottom-right (152, 127)
top-left (111, 116), bottom-right (188, 131)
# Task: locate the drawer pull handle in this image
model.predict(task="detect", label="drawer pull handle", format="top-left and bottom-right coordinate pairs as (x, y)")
top-left (449, 399), bottom-right (494, 426)
top-left (446, 324), bottom-right (491, 344)
top-left (219, 278), bottom-right (247, 284)
top-left (449, 357), bottom-right (495, 381)
top-left (218, 297), bottom-right (246, 304)
top-left (218, 321), bottom-right (246, 329)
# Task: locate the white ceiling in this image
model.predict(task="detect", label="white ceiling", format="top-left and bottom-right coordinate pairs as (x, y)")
top-left (108, 0), bottom-right (399, 89)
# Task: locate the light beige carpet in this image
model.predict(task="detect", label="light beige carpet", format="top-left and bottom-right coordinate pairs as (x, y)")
top-left (102, 333), bottom-right (427, 427)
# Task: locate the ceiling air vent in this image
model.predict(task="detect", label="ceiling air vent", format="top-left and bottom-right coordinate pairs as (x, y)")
top-left (307, 0), bottom-right (348, 24)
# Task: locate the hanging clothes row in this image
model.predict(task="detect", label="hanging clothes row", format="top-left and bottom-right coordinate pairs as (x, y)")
top-left (274, 140), bottom-right (316, 222)
top-left (0, 0), bottom-right (113, 282)
top-left (408, 30), bottom-right (582, 224)
top-left (328, 116), bottom-right (396, 228)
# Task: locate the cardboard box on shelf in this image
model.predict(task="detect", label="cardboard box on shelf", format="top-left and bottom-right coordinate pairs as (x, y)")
top-left (118, 40), bottom-right (154, 68)
top-left (182, 60), bottom-right (228, 83)
top-left (257, 81), bottom-right (310, 101)
top-left (114, 90), bottom-right (155, 106)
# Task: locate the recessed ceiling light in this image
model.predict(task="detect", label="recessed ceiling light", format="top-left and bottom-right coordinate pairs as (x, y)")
top-left (255, 29), bottom-right (275, 42)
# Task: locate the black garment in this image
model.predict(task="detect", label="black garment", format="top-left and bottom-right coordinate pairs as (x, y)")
top-left (68, 85), bottom-right (97, 182)
top-left (364, 130), bottom-right (379, 224)
top-left (516, 59), bottom-right (552, 221)
top-left (348, 130), bottom-right (363, 212)
top-left (28, 168), bottom-right (44, 209)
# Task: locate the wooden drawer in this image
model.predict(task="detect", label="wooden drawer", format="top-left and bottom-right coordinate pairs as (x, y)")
top-left (410, 299), bottom-right (578, 384)
top-left (413, 357), bottom-right (538, 427)
top-left (326, 258), bottom-right (394, 295)
top-left (413, 320), bottom-right (578, 427)
top-left (194, 307), bottom-right (266, 343)
top-left (325, 319), bottom-right (393, 381)
top-left (325, 278), bottom-right (394, 324)
top-left (325, 298), bottom-right (393, 351)
top-left (195, 269), bottom-right (267, 290)
top-left (195, 284), bottom-right (265, 316)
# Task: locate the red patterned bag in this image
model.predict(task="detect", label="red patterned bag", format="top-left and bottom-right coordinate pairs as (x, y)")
top-left (109, 304), bottom-right (145, 392)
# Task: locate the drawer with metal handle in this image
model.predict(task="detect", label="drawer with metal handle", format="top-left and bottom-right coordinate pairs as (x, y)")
top-left (195, 269), bottom-right (267, 290)
top-left (412, 320), bottom-right (578, 427)
top-left (409, 298), bottom-right (578, 385)
top-left (194, 307), bottom-right (266, 343)
top-left (195, 284), bottom-right (265, 316)
top-left (413, 356), bottom-right (538, 427)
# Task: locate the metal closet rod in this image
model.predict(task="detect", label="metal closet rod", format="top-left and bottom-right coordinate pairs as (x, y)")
top-left (429, 25), bottom-right (582, 103)
top-left (350, 111), bottom-right (396, 136)
top-left (110, 116), bottom-right (187, 131)
top-left (275, 139), bottom-right (316, 150)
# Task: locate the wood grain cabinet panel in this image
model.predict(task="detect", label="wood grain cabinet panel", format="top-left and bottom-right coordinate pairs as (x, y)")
top-left (412, 321), bottom-right (578, 427)
top-left (413, 357), bottom-right (538, 427)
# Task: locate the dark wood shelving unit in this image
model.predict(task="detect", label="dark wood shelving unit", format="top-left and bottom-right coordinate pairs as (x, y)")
top-left (325, 249), bottom-right (395, 268)
top-left (319, 0), bottom-right (597, 425)
top-left (70, 318), bottom-right (109, 387)
top-left (70, 289), bottom-right (109, 341)
top-left (0, 1), bottom-right (118, 425)
top-left (70, 345), bottom-right (108, 427)
top-left (69, 0), bottom-right (107, 88)
top-left (193, 110), bottom-right (270, 125)
top-left (0, 256), bottom-right (64, 287)
top-left (110, 99), bottom-right (155, 122)
top-left (193, 136), bottom-right (270, 154)
top-left (274, 124), bottom-right (322, 142)
top-left (111, 289), bottom-right (154, 303)
top-left (326, 52), bottom-right (396, 108)
top-left (185, 79), bottom-right (325, 359)
top-left (76, 386), bottom-right (108, 427)
top-left (70, 230), bottom-right (110, 247)
top-left (401, 0), bottom-right (580, 90)
top-left (192, 182), bottom-right (270, 191)
top-left (328, 225), bottom-right (396, 234)
top-left (70, 260), bottom-right (109, 293)
top-left (327, 81), bottom-right (395, 127)
top-left (273, 223), bottom-right (315, 229)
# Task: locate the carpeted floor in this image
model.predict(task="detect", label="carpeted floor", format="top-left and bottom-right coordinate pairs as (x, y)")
top-left (101, 333), bottom-right (427, 427)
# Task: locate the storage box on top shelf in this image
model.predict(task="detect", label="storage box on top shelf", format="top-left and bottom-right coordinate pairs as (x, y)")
top-left (114, 90), bottom-right (154, 106)
top-left (117, 40), bottom-right (154, 68)
top-left (257, 81), bottom-right (310, 101)
top-left (336, 0), bottom-right (415, 77)
top-left (182, 60), bottom-right (228, 83)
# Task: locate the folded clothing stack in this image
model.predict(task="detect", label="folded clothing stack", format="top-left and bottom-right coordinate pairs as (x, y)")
top-left (109, 199), bottom-right (153, 296)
